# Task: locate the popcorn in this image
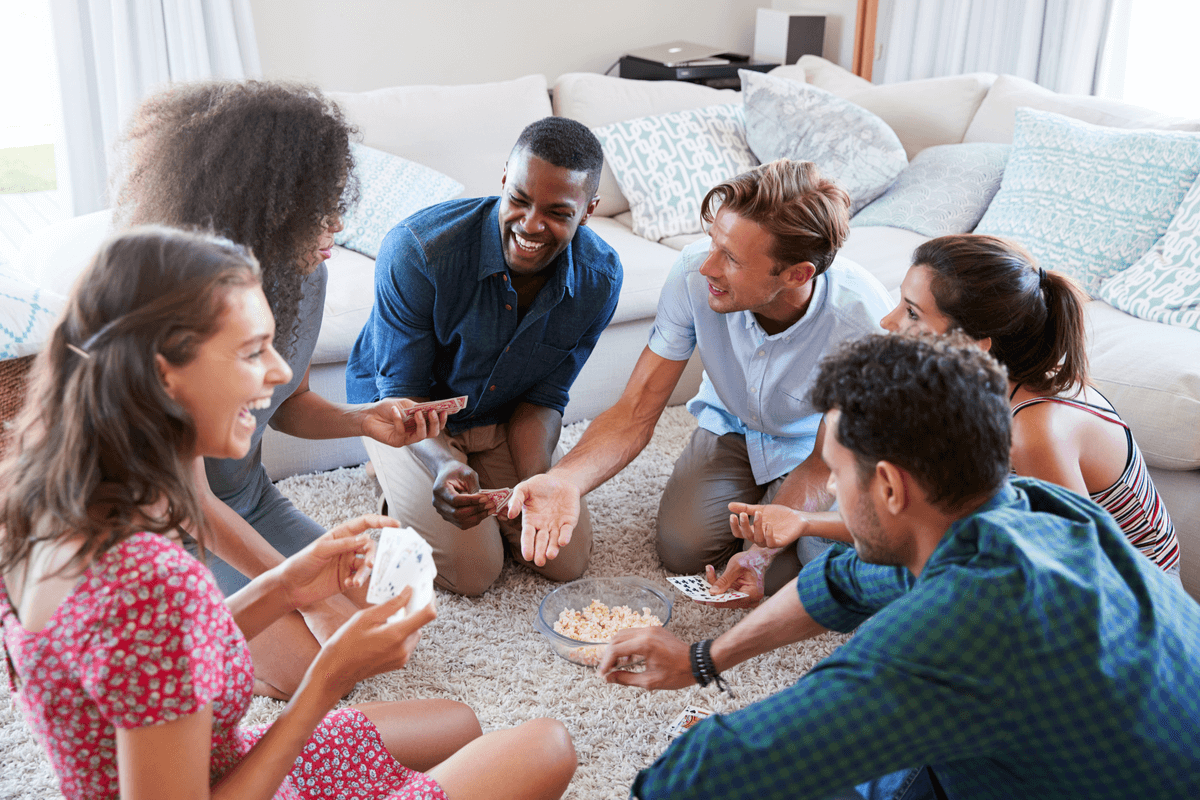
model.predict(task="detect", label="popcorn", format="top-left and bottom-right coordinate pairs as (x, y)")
top-left (552, 599), bottom-right (664, 667)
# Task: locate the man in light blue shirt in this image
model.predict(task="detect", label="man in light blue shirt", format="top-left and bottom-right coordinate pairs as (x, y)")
top-left (510, 160), bottom-right (892, 592)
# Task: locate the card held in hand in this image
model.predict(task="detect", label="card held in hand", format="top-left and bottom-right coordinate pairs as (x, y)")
top-left (366, 527), bottom-right (437, 622)
top-left (667, 574), bottom-right (749, 604)
top-left (400, 395), bottom-right (468, 420)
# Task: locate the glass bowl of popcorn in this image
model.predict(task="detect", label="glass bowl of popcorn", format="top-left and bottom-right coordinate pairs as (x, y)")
top-left (535, 577), bottom-right (673, 667)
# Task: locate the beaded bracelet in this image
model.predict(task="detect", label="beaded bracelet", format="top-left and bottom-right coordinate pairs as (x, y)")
top-left (689, 639), bottom-right (733, 696)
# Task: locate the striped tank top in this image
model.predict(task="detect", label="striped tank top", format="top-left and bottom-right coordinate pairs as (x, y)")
top-left (1011, 395), bottom-right (1180, 572)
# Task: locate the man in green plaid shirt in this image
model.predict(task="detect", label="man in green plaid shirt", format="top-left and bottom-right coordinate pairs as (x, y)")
top-left (601, 333), bottom-right (1200, 800)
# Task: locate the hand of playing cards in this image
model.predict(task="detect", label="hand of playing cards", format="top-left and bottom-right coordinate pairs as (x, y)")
top-left (400, 396), bottom-right (468, 430)
top-left (667, 575), bottom-right (749, 604)
top-left (366, 527), bottom-right (437, 623)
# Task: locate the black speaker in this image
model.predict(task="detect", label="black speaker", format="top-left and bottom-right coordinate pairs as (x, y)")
top-left (753, 9), bottom-right (826, 65)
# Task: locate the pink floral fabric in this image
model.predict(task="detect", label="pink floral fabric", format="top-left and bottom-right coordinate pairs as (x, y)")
top-left (0, 533), bottom-right (447, 800)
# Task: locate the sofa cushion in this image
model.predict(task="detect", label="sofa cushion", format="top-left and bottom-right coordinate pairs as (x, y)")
top-left (552, 73), bottom-right (739, 218)
top-left (975, 108), bottom-right (1200, 293)
top-left (963, 74), bottom-right (1200, 145)
top-left (593, 104), bottom-right (758, 242)
top-left (326, 75), bottom-right (552, 201)
top-left (852, 143), bottom-right (1010, 237)
top-left (1086, 301), bottom-right (1200, 470)
top-left (0, 274), bottom-right (65, 360)
top-left (336, 143), bottom-right (464, 259)
top-left (838, 225), bottom-right (930, 297)
top-left (780, 56), bottom-right (995, 158)
top-left (312, 245), bottom-right (376, 365)
top-left (1098, 174), bottom-right (1200, 333)
top-left (741, 71), bottom-right (906, 215)
top-left (585, 217), bottom-right (682, 324)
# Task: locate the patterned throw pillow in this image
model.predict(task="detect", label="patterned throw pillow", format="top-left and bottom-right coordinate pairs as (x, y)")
top-left (592, 105), bottom-right (759, 242)
top-left (1098, 174), bottom-right (1200, 332)
top-left (0, 273), bottom-right (64, 359)
top-left (852, 143), bottom-right (1011, 236)
top-left (335, 143), bottom-right (464, 259)
top-left (975, 108), bottom-right (1200, 294)
top-left (739, 70), bottom-right (907, 214)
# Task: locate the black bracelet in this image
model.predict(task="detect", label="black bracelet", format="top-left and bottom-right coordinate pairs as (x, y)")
top-left (689, 639), bottom-right (732, 695)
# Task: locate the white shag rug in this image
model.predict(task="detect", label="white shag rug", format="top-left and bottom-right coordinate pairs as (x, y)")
top-left (0, 406), bottom-right (850, 799)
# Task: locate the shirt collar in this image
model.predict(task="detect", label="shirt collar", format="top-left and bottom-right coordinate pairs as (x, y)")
top-left (740, 270), bottom-right (829, 337)
top-left (477, 198), bottom-right (578, 298)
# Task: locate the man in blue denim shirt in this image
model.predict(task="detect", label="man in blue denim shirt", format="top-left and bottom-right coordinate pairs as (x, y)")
top-left (511, 161), bottom-right (891, 593)
top-left (346, 117), bottom-right (621, 595)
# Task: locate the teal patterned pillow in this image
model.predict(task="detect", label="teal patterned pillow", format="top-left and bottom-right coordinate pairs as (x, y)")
top-left (0, 273), bottom-right (64, 359)
top-left (740, 70), bottom-right (907, 214)
top-left (975, 108), bottom-right (1200, 294)
top-left (852, 144), bottom-right (1010, 236)
top-left (336, 143), bottom-right (464, 259)
top-left (593, 105), bottom-right (759, 241)
top-left (1098, 174), bottom-right (1200, 332)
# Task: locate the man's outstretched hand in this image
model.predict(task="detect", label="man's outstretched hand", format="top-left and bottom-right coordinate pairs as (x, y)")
top-left (508, 473), bottom-right (581, 566)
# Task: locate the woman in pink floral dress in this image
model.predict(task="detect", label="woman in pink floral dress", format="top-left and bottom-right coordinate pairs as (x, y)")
top-left (0, 227), bottom-right (576, 800)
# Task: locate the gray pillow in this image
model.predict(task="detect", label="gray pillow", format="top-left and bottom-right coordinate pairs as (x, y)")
top-left (852, 143), bottom-right (1011, 236)
top-left (740, 70), bottom-right (907, 214)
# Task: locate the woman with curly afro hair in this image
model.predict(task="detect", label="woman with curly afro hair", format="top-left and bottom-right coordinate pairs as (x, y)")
top-left (112, 81), bottom-right (450, 699)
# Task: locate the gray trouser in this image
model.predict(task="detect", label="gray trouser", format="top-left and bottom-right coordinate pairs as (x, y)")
top-left (655, 427), bottom-right (835, 595)
top-left (364, 423), bottom-right (593, 596)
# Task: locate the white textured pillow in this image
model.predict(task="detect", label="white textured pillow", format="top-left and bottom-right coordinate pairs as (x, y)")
top-left (1099, 174), bottom-right (1200, 333)
top-left (975, 108), bottom-right (1200, 293)
top-left (335, 143), bottom-right (464, 259)
top-left (593, 105), bottom-right (758, 242)
top-left (852, 143), bottom-right (1010, 237)
top-left (740, 70), bottom-right (907, 214)
top-left (0, 273), bottom-right (65, 359)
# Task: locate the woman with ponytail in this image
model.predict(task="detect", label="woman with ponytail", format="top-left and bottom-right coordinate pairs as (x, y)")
top-left (729, 234), bottom-right (1180, 582)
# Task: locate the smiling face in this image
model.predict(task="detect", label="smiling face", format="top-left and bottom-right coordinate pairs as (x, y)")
top-left (299, 212), bottom-right (344, 274)
top-left (158, 285), bottom-right (293, 460)
top-left (699, 207), bottom-right (804, 318)
top-left (497, 148), bottom-right (598, 276)
top-left (880, 264), bottom-right (955, 336)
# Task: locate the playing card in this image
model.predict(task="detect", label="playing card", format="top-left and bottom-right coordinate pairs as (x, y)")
top-left (478, 488), bottom-right (513, 516)
top-left (400, 395), bottom-right (468, 420)
top-left (666, 705), bottom-right (713, 738)
top-left (366, 527), bottom-right (437, 622)
top-left (667, 575), bottom-right (749, 604)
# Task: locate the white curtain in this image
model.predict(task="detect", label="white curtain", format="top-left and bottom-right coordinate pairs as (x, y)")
top-left (49, 0), bottom-right (261, 216)
top-left (878, 0), bottom-right (1116, 95)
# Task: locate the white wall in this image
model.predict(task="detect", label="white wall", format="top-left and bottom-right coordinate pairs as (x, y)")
top-left (249, 0), bottom-right (857, 91)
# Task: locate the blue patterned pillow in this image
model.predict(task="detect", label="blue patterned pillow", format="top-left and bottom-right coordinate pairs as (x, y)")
top-left (593, 105), bottom-right (759, 241)
top-left (975, 108), bottom-right (1200, 294)
top-left (852, 144), bottom-right (1011, 236)
top-left (0, 273), bottom-right (64, 359)
top-left (336, 143), bottom-right (464, 259)
top-left (1098, 174), bottom-right (1200, 332)
top-left (740, 70), bottom-right (907, 214)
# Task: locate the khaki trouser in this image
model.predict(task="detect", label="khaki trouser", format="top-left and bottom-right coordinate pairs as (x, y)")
top-left (363, 423), bottom-right (593, 596)
top-left (656, 427), bottom-right (829, 595)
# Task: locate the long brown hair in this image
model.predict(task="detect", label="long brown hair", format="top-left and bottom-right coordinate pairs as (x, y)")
top-left (0, 227), bottom-right (261, 576)
top-left (701, 159), bottom-right (850, 276)
top-left (913, 234), bottom-right (1090, 395)
top-left (111, 80), bottom-right (355, 358)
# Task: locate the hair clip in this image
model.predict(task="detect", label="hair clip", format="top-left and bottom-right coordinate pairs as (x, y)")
top-left (66, 343), bottom-right (92, 360)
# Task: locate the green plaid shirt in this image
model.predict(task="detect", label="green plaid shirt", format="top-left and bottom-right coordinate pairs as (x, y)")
top-left (633, 478), bottom-right (1200, 799)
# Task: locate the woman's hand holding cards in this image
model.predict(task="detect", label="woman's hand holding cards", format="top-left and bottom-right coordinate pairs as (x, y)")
top-left (278, 514), bottom-right (395, 611)
top-left (599, 627), bottom-right (694, 690)
top-left (310, 587), bottom-right (437, 701)
top-left (361, 398), bottom-right (450, 449)
top-left (702, 549), bottom-right (777, 609)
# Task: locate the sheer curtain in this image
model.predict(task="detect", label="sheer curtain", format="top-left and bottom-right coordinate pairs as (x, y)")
top-left (49, 0), bottom-right (261, 216)
top-left (877, 0), bottom-right (1116, 95)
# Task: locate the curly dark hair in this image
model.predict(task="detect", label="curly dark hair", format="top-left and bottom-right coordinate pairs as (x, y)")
top-left (810, 332), bottom-right (1012, 510)
top-left (701, 159), bottom-right (850, 276)
top-left (111, 80), bottom-right (356, 358)
top-left (0, 227), bottom-right (261, 576)
top-left (513, 116), bottom-right (605, 198)
top-left (913, 234), bottom-right (1090, 396)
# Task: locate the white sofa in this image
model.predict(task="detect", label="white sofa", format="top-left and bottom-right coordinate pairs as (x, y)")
top-left (12, 57), bottom-right (1200, 599)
